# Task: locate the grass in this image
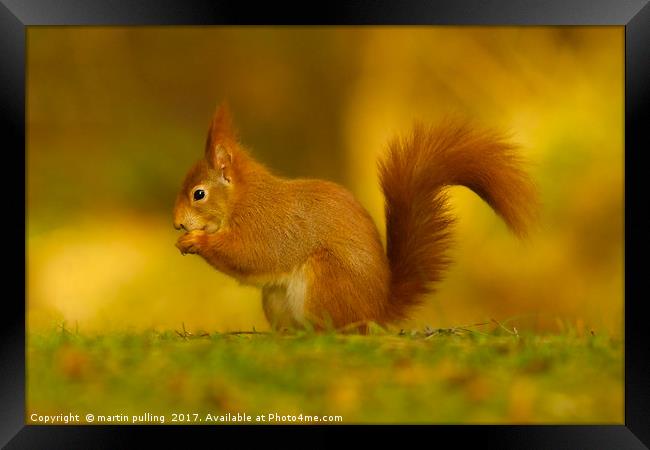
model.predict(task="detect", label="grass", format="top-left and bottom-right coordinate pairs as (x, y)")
top-left (27, 324), bottom-right (623, 424)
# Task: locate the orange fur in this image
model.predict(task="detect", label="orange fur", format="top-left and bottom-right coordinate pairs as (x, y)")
top-left (378, 120), bottom-right (538, 322)
top-left (174, 105), bottom-right (537, 332)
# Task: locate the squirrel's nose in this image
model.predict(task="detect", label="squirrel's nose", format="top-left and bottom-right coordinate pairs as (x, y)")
top-left (173, 221), bottom-right (185, 231)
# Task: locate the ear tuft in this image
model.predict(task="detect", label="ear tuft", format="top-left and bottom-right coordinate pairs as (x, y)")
top-left (205, 102), bottom-right (238, 181)
top-left (206, 101), bottom-right (237, 152)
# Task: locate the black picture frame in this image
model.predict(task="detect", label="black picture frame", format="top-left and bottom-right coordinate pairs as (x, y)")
top-left (3, 0), bottom-right (648, 447)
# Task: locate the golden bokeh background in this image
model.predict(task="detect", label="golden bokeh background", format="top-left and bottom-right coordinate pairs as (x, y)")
top-left (27, 26), bottom-right (623, 336)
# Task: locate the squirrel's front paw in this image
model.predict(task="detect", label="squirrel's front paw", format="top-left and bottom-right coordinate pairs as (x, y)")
top-left (176, 231), bottom-right (205, 255)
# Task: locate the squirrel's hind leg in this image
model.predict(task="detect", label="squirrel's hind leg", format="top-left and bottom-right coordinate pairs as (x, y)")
top-left (303, 250), bottom-right (388, 334)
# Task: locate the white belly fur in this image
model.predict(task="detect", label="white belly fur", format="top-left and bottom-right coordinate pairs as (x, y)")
top-left (239, 264), bottom-right (308, 323)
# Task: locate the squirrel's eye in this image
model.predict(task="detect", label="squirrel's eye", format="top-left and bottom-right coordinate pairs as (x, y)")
top-left (193, 189), bottom-right (205, 201)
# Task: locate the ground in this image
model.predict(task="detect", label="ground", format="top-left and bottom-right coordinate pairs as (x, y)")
top-left (27, 325), bottom-right (623, 424)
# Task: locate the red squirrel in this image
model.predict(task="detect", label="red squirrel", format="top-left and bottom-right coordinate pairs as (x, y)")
top-left (173, 103), bottom-right (538, 333)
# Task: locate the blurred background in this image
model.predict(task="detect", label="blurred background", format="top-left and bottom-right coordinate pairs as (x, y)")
top-left (27, 26), bottom-right (623, 336)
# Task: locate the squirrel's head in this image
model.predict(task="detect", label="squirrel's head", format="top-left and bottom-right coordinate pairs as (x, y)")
top-left (173, 102), bottom-right (242, 233)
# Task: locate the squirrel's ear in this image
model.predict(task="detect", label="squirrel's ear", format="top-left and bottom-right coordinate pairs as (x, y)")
top-left (205, 102), bottom-right (237, 183)
top-left (210, 145), bottom-right (233, 184)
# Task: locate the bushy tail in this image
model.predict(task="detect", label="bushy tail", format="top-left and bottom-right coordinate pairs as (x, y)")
top-left (378, 120), bottom-right (538, 322)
